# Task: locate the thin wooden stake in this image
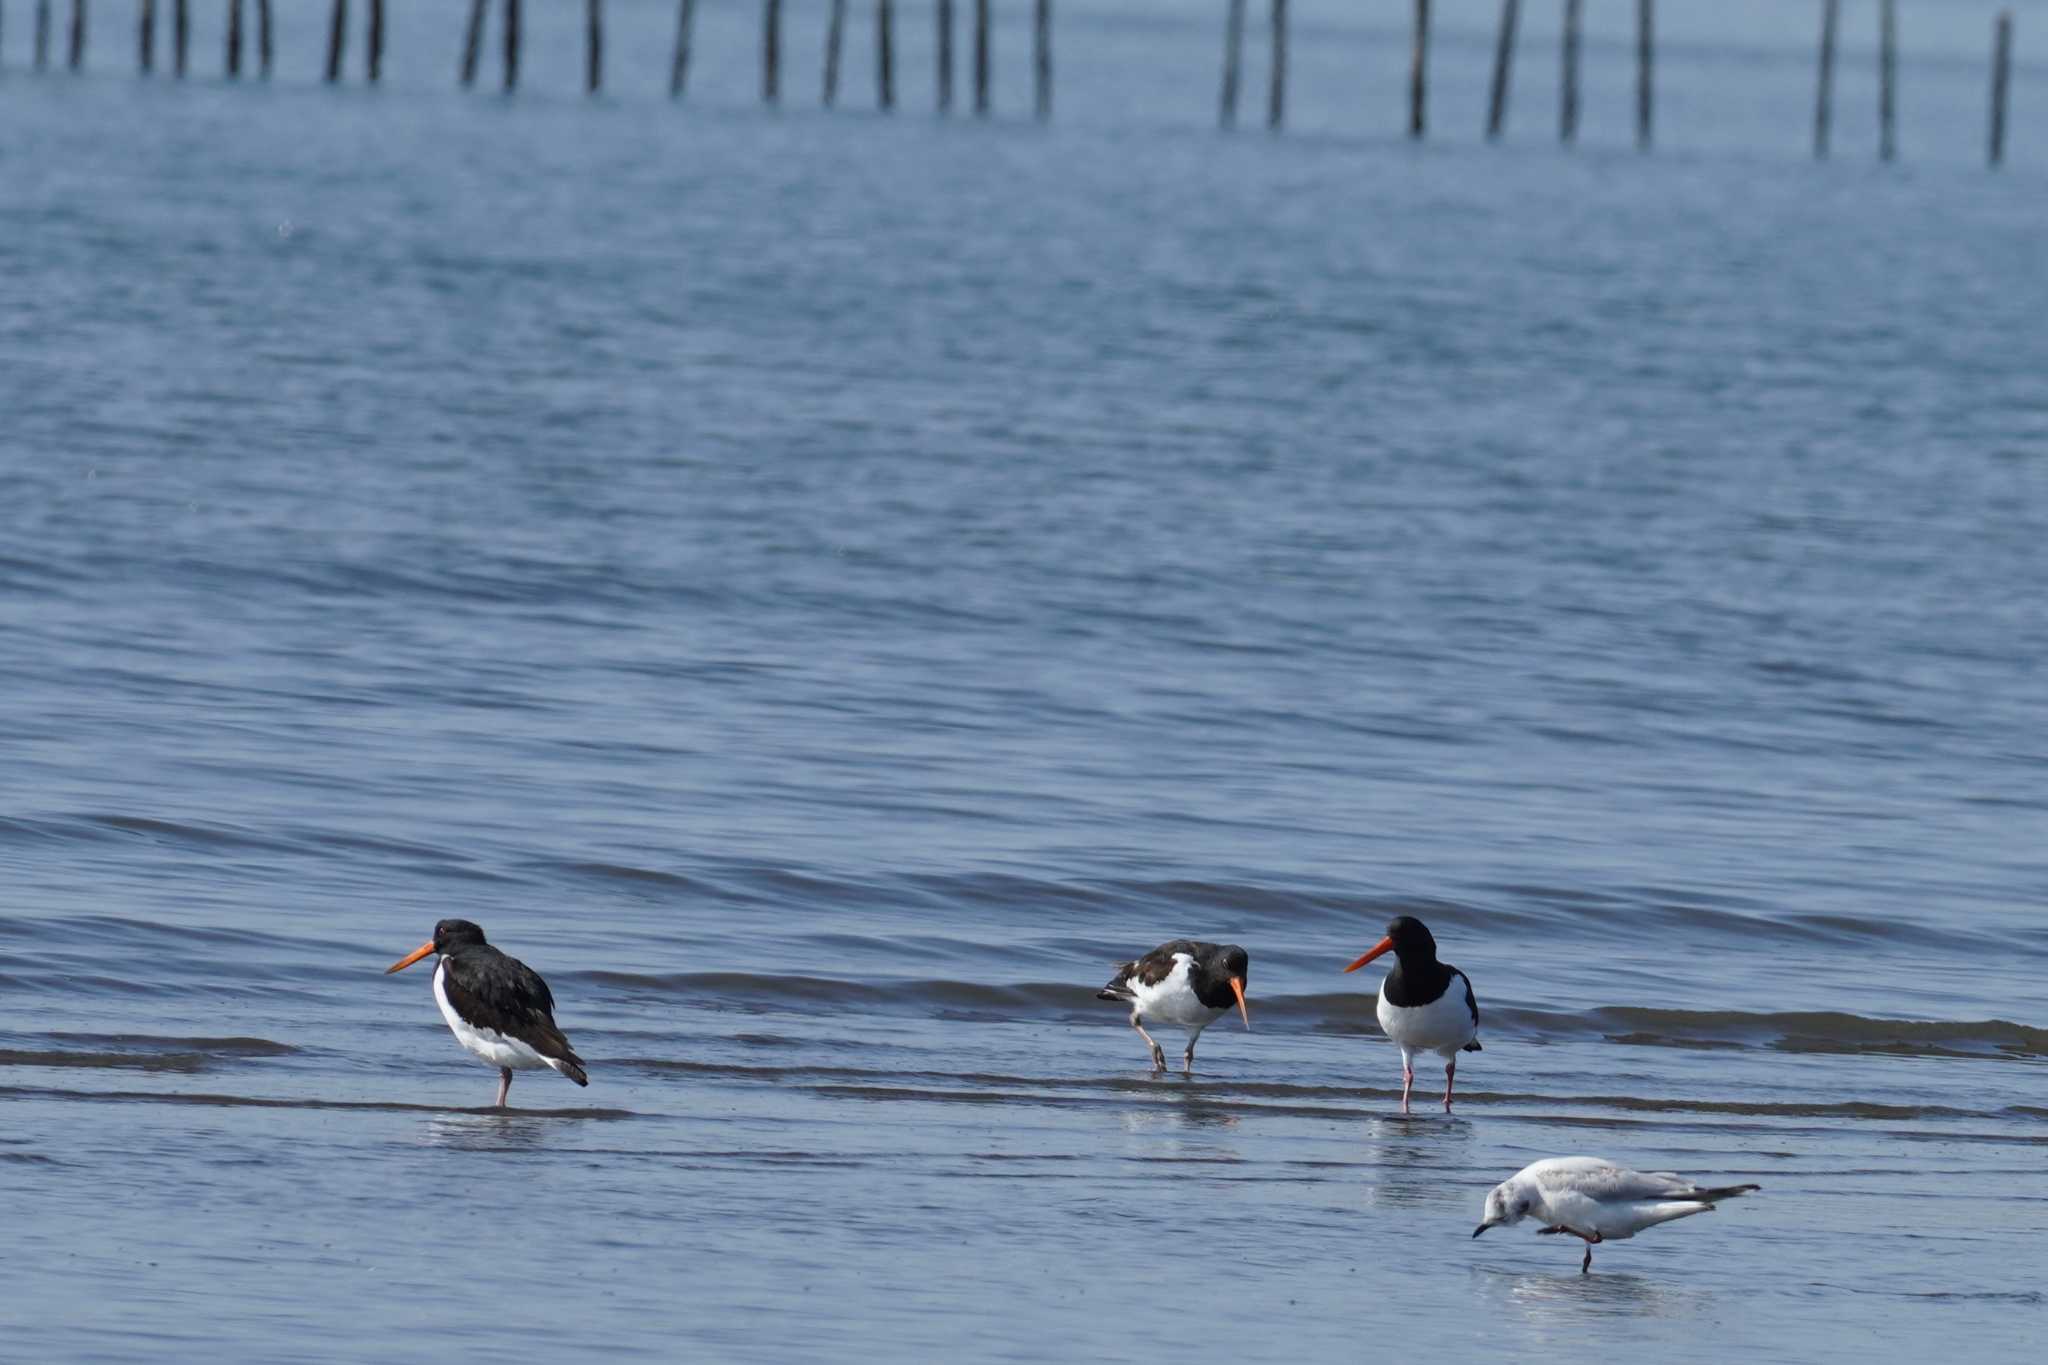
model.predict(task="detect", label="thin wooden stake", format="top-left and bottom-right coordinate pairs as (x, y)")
top-left (1560, 0), bottom-right (1580, 143)
top-left (1814, 0), bottom-right (1837, 159)
top-left (1034, 0), bottom-right (1050, 121)
top-left (1989, 11), bottom-right (2011, 168)
top-left (226, 0), bottom-right (241, 78)
top-left (140, 0), bottom-right (156, 73)
top-left (174, 0), bottom-right (187, 76)
top-left (763, 0), bottom-right (780, 104)
top-left (256, 0), bottom-right (270, 75)
top-left (68, 0), bottom-right (85, 71)
top-left (1635, 0), bottom-right (1653, 151)
top-left (974, 0), bottom-right (989, 115)
top-left (1879, 0), bottom-right (1896, 162)
top-left (1486, 0), bottom-right (1519, 140)
top-left (1409, 0), bottom-right (1429, 140)
top-left (937, 0), bottom-right (953, 112)
top-left (1220, 0), bottom-right (1244, 129)
top-left (671, 0), bottom-right (695, 97)
top-left (461, 0), bottom-right (486, 86)
top-left (824, 0), bottom-right (845, 106)
top-left (35, 1), bottom-right (50, 72)
top-left (368, 0), bottom-right (384, 84)
top-left (1267, 0), bottom-right (1285, 131)
top-left (585, 0), bottom-right (602, 94)
top-left (503, 0), bottom-right (520, 93)
top-left (325, 0), bottom-right (346, 84)
top-left (877, 0), bottom-right (893, 110)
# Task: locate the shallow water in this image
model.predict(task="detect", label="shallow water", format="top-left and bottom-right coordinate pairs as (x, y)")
top-left (4, 2), bottom-right (2047, 1361)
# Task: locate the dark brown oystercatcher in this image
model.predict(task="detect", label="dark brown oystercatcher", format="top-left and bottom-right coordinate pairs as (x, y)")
top-left (1096, 940), bottom-right (1250, 1073)
top-left (1341, 915), bottom-right (1481, 1112)
top-left (385, 919), bottom-right (589, 1107)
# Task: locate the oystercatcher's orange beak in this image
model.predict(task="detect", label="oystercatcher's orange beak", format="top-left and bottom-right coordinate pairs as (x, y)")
top-left (385, 941), bottom-right (436, 975)
top-left (1342, 935), bottom-right (1394, 974)
top-left (1230, 976), bottom-right (1250, 1030)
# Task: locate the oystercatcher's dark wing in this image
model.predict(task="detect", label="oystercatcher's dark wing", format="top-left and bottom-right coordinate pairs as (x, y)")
top-left (443, 948), bottom-right (589, 1084)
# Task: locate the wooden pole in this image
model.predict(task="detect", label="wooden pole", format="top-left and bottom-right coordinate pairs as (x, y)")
top-left (937, 0), bottom-right (953, 112)
top-left (325, 0), bottom-right (346, 83)
top-left (823, 0), bottom-right (845, 105)
top-left (1486, 0), bottom-right (1518, 140)
top-left (35, 0), bottom-right (49, 72)
top-left (763, 0), bottom-right (780, 104)
top-left (140, 0), bottom-right (155, 73)
top-left (1990, 11), bottom-right (2012, 168)
top-left (1267, 0), bottom-right (1285, 131)
top-left (368, 0), bottom-right (383, 84)
top-left (1409, 0), bottom-right (1430, 140)
top-left (671, 0), bottom-right (695, 97)
top-left (1560, 0), bottom-right (1580, 143)
top-left (1034, 0), bottom-right (1050, 121)
top-left (68, 0), bottom-right (85, 71)
top-left (1879, 0), bottom-right (1896, 161)
top-left (585, 0), bottom-right (601, 94)
top-left (877, 0), bottom-right (893, 110)
top-left (504, 0), bottom-right (520, 93)
top-left (174, 0), bottom-right (187, 77)
top-left (1814, 0), bottom-right (1837, 159)
top-left (974, 0), bottom-right (989, 115)
top-left (1220, 0), bottom-right (1244, 130)
top-left (226, 0), bottom-right (241, 78)
top-left (1635, 0), bottom-right (1653, 151)
top-left (461, 0), bottom-right (486, 86)
top-left (256, 0), bottom-right (270, 75)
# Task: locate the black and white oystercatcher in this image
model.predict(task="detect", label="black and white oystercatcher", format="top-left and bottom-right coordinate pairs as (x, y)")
top-left (1341, 915), bottom-right (1481, 1112)
top-left (1473, 1157), bottom-right (1762, 1273)
top-left (385, 919), bottom-right (589, 1107)
top-left (1097, 940), bottom-right (1250, 1073)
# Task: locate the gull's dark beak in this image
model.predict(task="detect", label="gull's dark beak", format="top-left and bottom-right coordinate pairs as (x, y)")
top-left (1472, 1222), bottom-right (1493, 1238)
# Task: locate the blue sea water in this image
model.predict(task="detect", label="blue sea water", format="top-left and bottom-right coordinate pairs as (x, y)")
top-left (3, 2), bottom-right (2046, 1360)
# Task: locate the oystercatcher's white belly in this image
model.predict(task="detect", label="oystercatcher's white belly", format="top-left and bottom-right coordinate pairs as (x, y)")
top-left (434, 960), bottom-right (550, 1071)
top-left (1376, 974), bottom-right (1477, 1056)
top-left (1127, 955), bottom-right (1228, 1030)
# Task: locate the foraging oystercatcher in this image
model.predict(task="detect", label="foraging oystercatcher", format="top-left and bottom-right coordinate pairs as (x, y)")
top-left (1341, 915), bottom-right (1481, 1111)
top-left (1097, 940), bottom-right (1250, 1073)
top-left (385, 919), bottom-right (589, 1107)
top-left (1473, 1156), bottom-right (1762, 1273)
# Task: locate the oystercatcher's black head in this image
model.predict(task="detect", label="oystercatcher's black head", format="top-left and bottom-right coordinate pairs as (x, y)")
top-left (384, 919), bottom-right (488, 974)
top-left (1196, 944), bottom-right (1252, 1029)
top-left (1340, 914), bottom-right (1440, 974)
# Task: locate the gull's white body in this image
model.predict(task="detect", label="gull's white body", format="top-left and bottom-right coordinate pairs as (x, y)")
top-left (1504, 1157), bottom-right (1724, 1240)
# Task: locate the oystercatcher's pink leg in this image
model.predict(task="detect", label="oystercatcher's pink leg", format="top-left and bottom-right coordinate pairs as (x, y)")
top-left (1132, 1018), bottom-right (1167, 1073)
top-left (495, 1067), bottom-right (513, 1108)
top-left (1444, 1057), bottom-right (1457, 1111)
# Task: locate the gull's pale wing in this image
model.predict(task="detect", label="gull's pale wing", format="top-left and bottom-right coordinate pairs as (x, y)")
top-left (1527, 1158), bottom-right (1703, 1202)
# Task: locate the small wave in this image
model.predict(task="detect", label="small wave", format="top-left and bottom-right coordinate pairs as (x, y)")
top-left (0, 1083), bottom-right (635, 1118)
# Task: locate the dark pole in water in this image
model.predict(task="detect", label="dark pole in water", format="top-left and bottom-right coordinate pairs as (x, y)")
top-left (140, 0), bottom-right (155, 73)
top-left (504, 0), bottom-right (521, 94)
top-left (1635, 0), bottom-right (1653, 151)
top-left (34, 1), bottom-right (48, 72)
top-left (1409, 0), bottom-right (1429, 140)
top-left (763, 0), bottom-right (780, 104)
top-left (1220, 0), bottom-right (1244, 130)
top-left (1560, 0), bottom-right (1580, 144)
top-left (461, 0), bottom-right (485, 86)
top-left (68, 0), bottom-right (84, 71)
top-left (226, 0), bottom-right (241, 78)
top-left (1989, 10), bottom-right (2012, 168)
top-left (1878, 0), bottom-right (1896, 161)
top-left (877, 0), bottom-right (893, 110)
top-left (937, 0), bottom-right (953, 112)
top-left (1486, 0), bottom-right (1518, 140)
top-left (368, 0), bottom-right (384, 84)
top-left (1034, 0), bottom-right (1050, 121)
top-left (1267, 0), bottom-right (1285, 132)
top-left (174, 0), bottom-right (187, 77)
top-left (1814, 0), bottom-right (1837, 159)
top-left (671, 0), bottom-right (694, 97)
top-left (325, 0), bottom-right (346, 84)
top-left (256, 0), bottom-right (269, 75)
top-left (974, 0), bottom-right (989, 115)
top-left (823, 0), bottom-right (844, 106)
top-left (585, 0), bottom-right (601, 94)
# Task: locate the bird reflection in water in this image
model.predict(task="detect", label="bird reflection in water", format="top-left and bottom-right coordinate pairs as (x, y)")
top-left (421, 1111), bottom-right (556, 1152)
top-left (1352, 1113), bottom-right (1474, 1209)
top-left (1483, 1264), bottom-right (1707, 1323)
